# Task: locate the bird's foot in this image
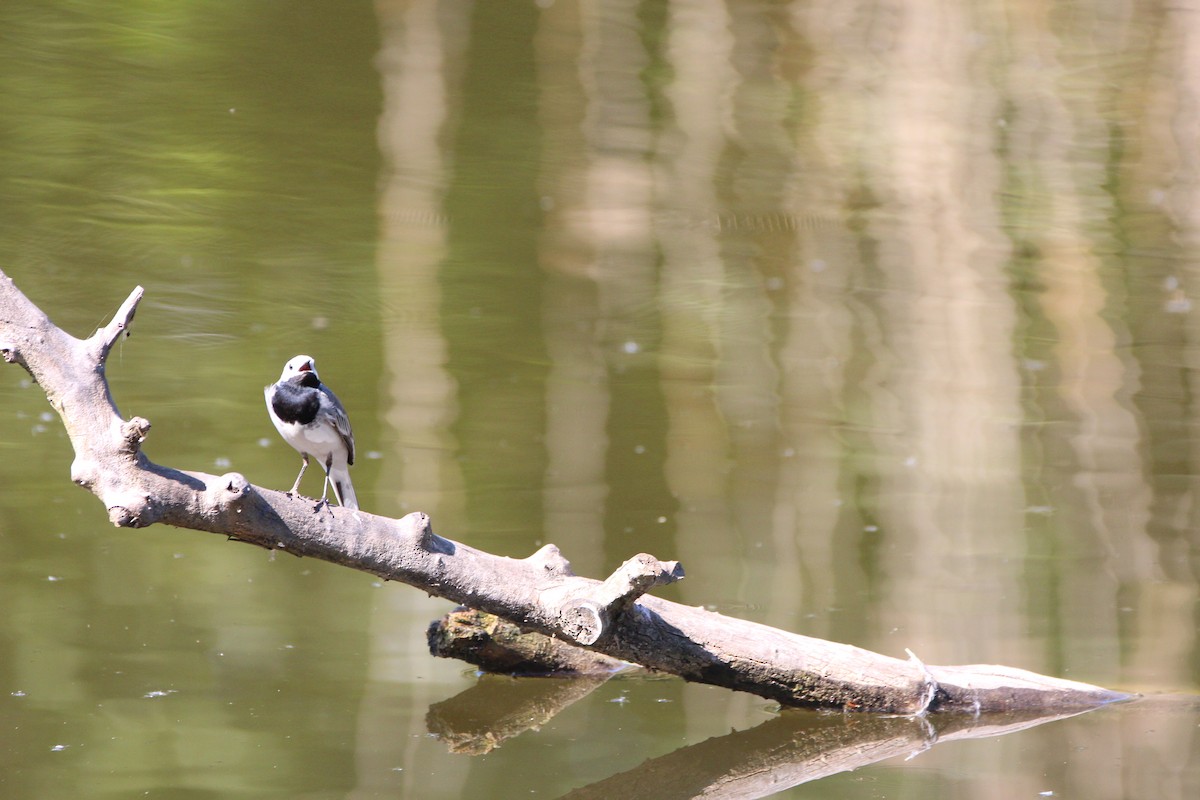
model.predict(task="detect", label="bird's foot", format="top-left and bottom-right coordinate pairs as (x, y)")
top-left (285, 490), bottom-right (320, 508)
top-left (313, 497), bottom-right (333, 514)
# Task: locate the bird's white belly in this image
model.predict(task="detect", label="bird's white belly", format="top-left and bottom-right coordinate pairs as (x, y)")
top-left (275, 419), bottom-right (342, 461)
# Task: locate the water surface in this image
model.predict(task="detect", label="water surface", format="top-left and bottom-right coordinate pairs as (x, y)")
top-left (1, 1), bottom-right (1198, 798)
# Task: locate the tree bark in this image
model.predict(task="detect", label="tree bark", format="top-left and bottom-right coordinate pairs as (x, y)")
top-left (0, 271), bottom-right (1130, 714)
top-left (428, 608), bottom-right (630, 675)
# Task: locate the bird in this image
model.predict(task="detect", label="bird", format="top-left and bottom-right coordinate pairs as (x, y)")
top-left (264, 355), bottom-right (358, 510)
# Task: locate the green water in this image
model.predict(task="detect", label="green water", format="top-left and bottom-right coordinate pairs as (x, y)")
top-left (1, 1), bottom-right (1198, 798)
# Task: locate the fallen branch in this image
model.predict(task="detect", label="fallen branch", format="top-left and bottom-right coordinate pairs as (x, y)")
top-left (0, 271), bottom-right (1131, 713)
top-left (428, 608), bottom-right (630, 676)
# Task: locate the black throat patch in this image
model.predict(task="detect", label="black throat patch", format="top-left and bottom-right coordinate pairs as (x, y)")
top-left (272, 379), bottom-right (321, 425)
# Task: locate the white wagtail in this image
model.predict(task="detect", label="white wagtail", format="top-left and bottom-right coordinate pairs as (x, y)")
top-left (265, 355), bottom-right (358, 510)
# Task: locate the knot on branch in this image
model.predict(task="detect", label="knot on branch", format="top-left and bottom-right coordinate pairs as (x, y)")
top-left (120, 416), bottom-right (151, 454)
top-left (403, 511), bottom-right (454, 555)
top-left (557, 553), bottom-right (684, 646)
top-left (107, 491), bottom-right (156, 528)
top-left (218, 472), bottom-right (249, 495)
top-left (526, 544), bottom-right (575, 577)
top-left (560, 599), bottom-right (606, 645)
top-left (1, 340), bottom-right (23, 366)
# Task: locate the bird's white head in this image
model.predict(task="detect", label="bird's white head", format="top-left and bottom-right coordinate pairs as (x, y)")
top-left (280, 354), bottom-right (317, 381)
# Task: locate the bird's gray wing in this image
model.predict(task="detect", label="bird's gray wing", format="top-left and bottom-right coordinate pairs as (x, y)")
top-left (319, 386), bottom-right (356, 466)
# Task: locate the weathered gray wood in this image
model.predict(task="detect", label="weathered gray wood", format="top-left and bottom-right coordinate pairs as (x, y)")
top-left (0, 271), bottom-right (1131, 713)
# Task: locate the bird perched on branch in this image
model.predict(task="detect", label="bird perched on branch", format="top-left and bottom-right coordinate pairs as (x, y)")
top-left (265, 355), bottom-right (358, 510)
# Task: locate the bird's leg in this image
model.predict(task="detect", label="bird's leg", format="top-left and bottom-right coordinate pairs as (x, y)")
top-left (314, 455), bottom-right (334, 513)
top-left (288, 454), bottom-right (310, 496)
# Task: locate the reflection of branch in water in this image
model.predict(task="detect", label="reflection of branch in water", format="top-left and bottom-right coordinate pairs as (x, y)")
top-left (557, 706), bottom-right (1106, 800)
top-left (426, 674), bottom-right (609, 755)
